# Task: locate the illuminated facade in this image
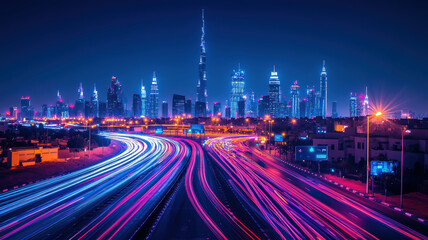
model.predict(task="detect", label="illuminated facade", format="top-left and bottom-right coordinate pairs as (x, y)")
top-left (247, 91), bottom-right (257, 117)
top-left (141, 80), bottom-right (147, 117)
top-left (349, 93), bottom-right (358, 117)
top-left (290, 81), bottom-right (300, 118)
top-left (91, 84), bottom-right (99, 117)
top-left (132, 94), bottom-right (142, 117)
top-left (196, 9), bottom-right (207, 115)
top-left (319, 60), bottom-right (327, 118)
top-left (363, 86), bottom-right (369, 116)
top-left (306, 87), bottom-right (316, 118)
top-left (148, 72), bottom-right (159, 118)
top-left (268, 66), bottom-right (281, 118)
top-left (75, 83), bottom-right (85, 117)
top-left (107, 76), bottom-right (124, 117)
top-left (230, 67), bottom-right (245, 118)
top-left (20, 96), bottom-right (31, 120)
top-left (172, 94), bottom-right (185, 117)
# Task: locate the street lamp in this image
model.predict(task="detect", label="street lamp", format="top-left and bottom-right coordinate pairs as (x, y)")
top-left (401, 128), bottom-right (411, 209)
top-left (366, 111), bottom-right (383, 195)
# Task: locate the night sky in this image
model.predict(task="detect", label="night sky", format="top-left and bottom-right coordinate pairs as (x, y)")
top-left (1, 0), bottom-right (427, 116)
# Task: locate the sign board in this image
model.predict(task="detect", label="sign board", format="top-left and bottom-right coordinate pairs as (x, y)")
top-left (274, 134), bottom-right (283, 142)
top-left (154, 126), bottom-right (163, 134)
top-left (188, 124), bottom-right (205, 134)
top-left (370, 161), bottom-right (395, 176)
top-left (295, 146), bottom-right (328, 161)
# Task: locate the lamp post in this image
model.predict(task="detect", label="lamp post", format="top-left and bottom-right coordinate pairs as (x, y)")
top-left (366, 111), bottom-right (383, 195)
top-left (401, 128), bottom-right (411, 209)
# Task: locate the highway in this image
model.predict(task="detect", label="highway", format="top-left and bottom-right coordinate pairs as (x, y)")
top-left (1, 133), bottom-right (427, 239)
top-left (185, 136), bottom-right (427, 240)
top-left (0, 133), bottom-right (190, 240)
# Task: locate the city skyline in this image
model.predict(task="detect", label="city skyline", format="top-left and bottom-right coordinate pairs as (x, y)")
top-left (1, 1), bottom-right (427, 116)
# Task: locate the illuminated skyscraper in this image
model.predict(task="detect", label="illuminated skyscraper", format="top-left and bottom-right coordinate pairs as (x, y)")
top-left (107, 76), bottom-right (124, 117)
top-left (306, 86), bottom-right (316, 118)
top-left (363, 86), bottom-right (369, 116)
top-left (20, 96), bottom-right (30, 120)
top-left (162, 101), bottom-right (168, 118)
top-left (230, 66), bottom-right (245, 118)
top-left (247, 90), bottom-right (257, 117)
top-left (172, 94), bottom-right (185, 117)
top-left (290, 81), bottom-right (300, 118)
top-left (349, 93), bottom-right (358, 117)
top-left (196, 9), bottom-right (207, 111)
top-left (75, 83), bottom-right (85, 117)
top-left (91, 84), bottom-right (99, 117)
top-left (319, 60), bottom-right (327, 118)
top-left (148, 72), bottom-right (159, 118)
top-left (141, 80), bottom-right (147, 117)
top-left (213, 102), bottom-right (221, 117)
top-left (268, 66), bottom-right (281, 118)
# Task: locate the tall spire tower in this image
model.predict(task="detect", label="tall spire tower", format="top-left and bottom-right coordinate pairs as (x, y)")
top-left (78, 82), bottom-right (84, 99)
top-left (196, 9), bottom-right (207, 107)
top-left (319, 60), bottom-right (327, 118)
top-left (363, 86), bottom-right (369, 116)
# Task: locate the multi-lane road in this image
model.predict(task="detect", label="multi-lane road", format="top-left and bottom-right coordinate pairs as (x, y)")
top-left (0, 133), bottom-right (426, 239)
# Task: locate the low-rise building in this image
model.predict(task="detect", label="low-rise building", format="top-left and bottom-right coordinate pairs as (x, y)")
top-left (7, 147), bottom-right (59, 168)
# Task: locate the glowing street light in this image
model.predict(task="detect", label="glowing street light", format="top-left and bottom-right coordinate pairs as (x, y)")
top-left (366, 111), bottom-right (384, 195)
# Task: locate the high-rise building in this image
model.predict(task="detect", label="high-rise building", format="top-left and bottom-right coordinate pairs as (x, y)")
top-left (132, 94), bottom-right (142, 117)
top-left (290, 81), bottom-right (300, 118)
top-left (213, 102), bottom-right (221, 117)
top-left (196, 9), bottom-right (207, 114)
top-left (306, 87), bottom-right (316, 118)
top-left (84, 101), bottom-right (92, 118)
top-left (185, 99), bottom-right (192, 116)
top-left (99, 102), bottom-right (107, 118)
top-left (332, 101), bottom-right (338, 118)
top-left (162, 101), bottom-right (168, 118)
top-left (230, 67), bottom-right (245, 118)
top-left (20, 96), bottom-right (30, 120)
top-left (195, 101), bottom-right (206, 117)
top-left (237, 99), bottom-right (246, 118)
top-left (257, 95), bottom-right (270, 118)
top-left (268, 66), bottom-right (281, 118)
top-left (319, 60), bottom-right (327, 118)
top-left (224, 106), bottom-right (231, 119)
top-left (141, 80), bottom-right (147, 117)
top-left (363, 86), bottom-right (369, 116)
top-left (172, 94), bottom-right (186, 117)
top-left (349, 93), bottom-right (358, 117)
top-left (75, 83), bottom-right (85, 118)
top-left (107, 76), bottom-right (124, 117)
top-left (148, 72), bottom-right (159, 118)
top-left (247, 91), bottom-right (257, 117)
top-left (41, 104), bottom-right (48, 118)
top-left (300, 99), bottom-right (307, 118)
top-left (91, 84), bottom-right (99, 118)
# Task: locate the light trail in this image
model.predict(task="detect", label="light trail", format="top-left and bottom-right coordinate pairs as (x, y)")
top-left (0, 133), bottom-right (190, 240)
top-left (201, 136), bottom-right (427, 240)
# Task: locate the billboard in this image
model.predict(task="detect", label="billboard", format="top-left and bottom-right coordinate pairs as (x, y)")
top-left (154, 126), bottom-right (163, 134)
top-left (188, 124), bottom-right (205, 134)
top-left (274, 134), bottom-right (283, 142)
top-left (295, 146), bottom-right (328, 161)
top-left (370, 161), bottom-right (395, 176)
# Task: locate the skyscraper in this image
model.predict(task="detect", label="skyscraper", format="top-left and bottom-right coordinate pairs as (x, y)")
top-left (141, 80), bottom-right (147, 117)
top-left (107, 76), bottom-right (124, 117)
top-left (247, 91), bottom-right (257, 117)
top-left (148, 72), bottom-right (159, 118)
top-left (20, 96), bottom-right (30, 120)
top-left (319, 60), bottom-right (328, 118)
top-left (306, 87), bottom-right (316, 118)
top-left (161, 101), bottom-right (168, 118)
top-left (332, 101), bottom-right (338, 118)
top-left (268, 66), bottom-right (281, 118)
top-left (132, 94), bottom-right (142, 117)
top-left (363, 86), bottom-right (369, 116)
top-left (300, 99), bottom-right (307, 118)
top-left (349, 93), bottom-right (358, 117)
top-left (290, 81), bottom-right (300, 118)
top-left (185, 99), bottom-right (192, 116)
top-left (172, 94), bottom-right (185, 117)
top-left (230, 67), bottom-right (245, 118)
top-left (195, 101), bottom-right (206, 118)
top-left (91, 84), bottom-right (99, 118)
top-left (196, 9), bottom-right (207, 111)
top-left (75, 83), bottom-right (85, 117)
top-left (213, 102), bottom-right (221, 117)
